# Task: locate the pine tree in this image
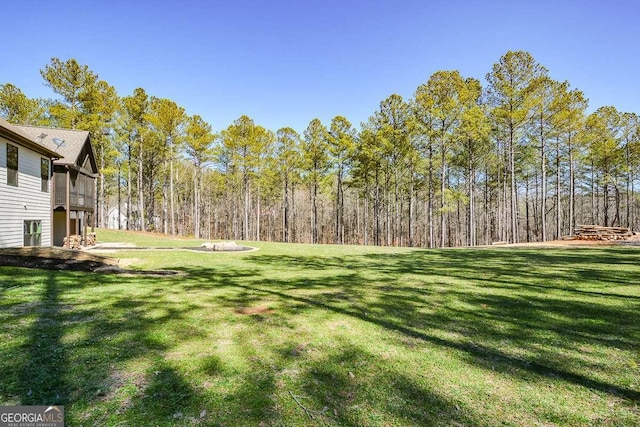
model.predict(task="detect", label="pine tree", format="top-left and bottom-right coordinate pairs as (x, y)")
top-left (328, 116), bottom-right (356, 244)
top-left (0, 83), bottom-right (44, 125)
top-left (275, 127), bottom-right (303, 242)
top-left (184, 115), bottom-right (215, 238)
top-left (303, 118), bottom-right (329, 244)
top-left (147, 97), bottom-right (186, 235)
top-left (486, 51), bottom-right (547, 242)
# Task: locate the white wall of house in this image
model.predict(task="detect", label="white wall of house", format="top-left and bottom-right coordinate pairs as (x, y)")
top-left (0, 136), bottom-right (52, 248)
top-left (107, 207), bottom-right (128, 230)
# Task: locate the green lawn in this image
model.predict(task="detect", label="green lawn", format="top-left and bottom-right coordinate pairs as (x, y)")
top-left (1, 229), bottom-right (639, 426)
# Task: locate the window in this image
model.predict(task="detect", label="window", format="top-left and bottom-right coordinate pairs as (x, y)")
top-left (41, 158), bottom-right (49, 192)
top-left (24, 220), bottom-right (42, 246)
top-left (7, 144), bottom-right (18, 186)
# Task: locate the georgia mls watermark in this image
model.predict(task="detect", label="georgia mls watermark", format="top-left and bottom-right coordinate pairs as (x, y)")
top-left (0, 406), bottom-right (64, 427)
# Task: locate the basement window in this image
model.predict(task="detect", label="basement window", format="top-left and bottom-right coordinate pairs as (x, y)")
top-left (24, 220), bottom-right (42, 247)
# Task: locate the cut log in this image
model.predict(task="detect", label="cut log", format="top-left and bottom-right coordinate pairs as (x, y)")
top-left (573, 225), bottom-right (632, 241)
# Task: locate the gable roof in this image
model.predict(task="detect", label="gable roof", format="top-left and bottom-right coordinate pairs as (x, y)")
top-left (12, 124), bottom-right (97, 174)
top-left (0, 118), bottom-right (62, 159)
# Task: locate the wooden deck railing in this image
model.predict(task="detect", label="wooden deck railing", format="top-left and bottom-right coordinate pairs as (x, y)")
top-left (53, 191), bottom-right (94, 209)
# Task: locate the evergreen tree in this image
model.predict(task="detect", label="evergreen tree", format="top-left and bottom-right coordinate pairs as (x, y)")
top-left (0, 83), bottom-right (44, 125)
top-left (303, 118), bottom-right (329, 244)
top-left (487, 51), bottom-right (547, 243)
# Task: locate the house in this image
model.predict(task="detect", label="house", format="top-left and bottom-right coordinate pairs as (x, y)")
top-left (0, 118), bottom-right (62, 248)
top-left (107, 205), bottom-right (128, 230)
top-left (13, 124), bottom-right (97, 247)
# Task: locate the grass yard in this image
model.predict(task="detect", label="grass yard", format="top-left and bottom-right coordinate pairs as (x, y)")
top-left (1, 229), bottom-right (639, 426)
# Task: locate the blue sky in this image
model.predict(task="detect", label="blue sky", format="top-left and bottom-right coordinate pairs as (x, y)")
top-left (1, 0), bottom-right (638, 134)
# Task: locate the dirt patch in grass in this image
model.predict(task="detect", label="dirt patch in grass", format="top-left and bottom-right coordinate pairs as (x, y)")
top-left (235, 306), bottom-right (274, 315)
top-left (0, 247), bottom-right (179, 275)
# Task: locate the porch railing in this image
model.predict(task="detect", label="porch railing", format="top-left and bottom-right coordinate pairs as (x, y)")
top-left (53, 191), bottom-right (95, 210)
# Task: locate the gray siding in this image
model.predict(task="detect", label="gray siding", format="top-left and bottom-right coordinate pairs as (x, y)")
top-left (0, 137), bottom-right (52, 248)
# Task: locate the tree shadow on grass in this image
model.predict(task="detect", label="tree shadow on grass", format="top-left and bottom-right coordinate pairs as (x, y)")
top-left (361, 247), bottom-right (640, 290)
top-left (3, 245), bottom-right (639, 424)
top-left (16, 271), bottom-right (68, 405)
top-left (178, 250), bottom-right (640, 406)
top-left (0, 268), bottom-right (214, 425)
top-left (265, 279), bottom-right (640, 402)
top-left (290, 344), bottom-right (479, 426)
top-left (117, 361), bottom-right (209, 426)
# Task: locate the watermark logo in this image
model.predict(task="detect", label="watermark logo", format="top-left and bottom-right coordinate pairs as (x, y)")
top-left (0, 406), bottom-right (64, 427)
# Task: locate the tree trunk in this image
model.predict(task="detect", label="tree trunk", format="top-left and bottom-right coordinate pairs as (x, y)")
top-left (363, 182), bottom-right (369, 246)
top-left (256, 191), bottom-right (261, 241)
top-left (440, 140), bottom-right (447, 248)
top-left (243, 172), bottom-right (249, 240)
top-left (591, 161), bottom-right (596, 224)
top-left (408, 168), bottom-right (415, 247)
top-left (525, 179), bottom-right (531, 242)
top-left (115, 165), bottom-right (120, 229)
top-left (502, 154), bottom-right (508, 242)
top-left (375, 169), bottom-right (380, 246)
top-left (385, 173), bottom-right (391, 246)
top-left (283, 177), bottom-right (289, 242)
top-left (138, 134), bottom-right (145, 231)
top-left (170, 141), bottom-right (176, 236)
top-left (604, 176), bottom-right (609, 227)
top-left (626, 144), bottom-right (631, 227)
top-left (127, 146), bottom-right (132, 230)
top-left (569, 133), bottom-right (575, 235)
top-left (312, 179), bottom-right (318, 244)
top-left (540, 114), bottom-right (547, 242)
top-left (428, 145), bottom-right (434, 248)
top-left (556, 136), bottom-right (561, 239)
top-left (194, 168), bottom-right (200, 239)
top-left (335, 166), bottom-right (343, 244)
top-left (510, 126), bottom-right (518, 243)
top-left (100, 143), bottom-right (106, 229)
top-left (291, 183), bottom-right (297, 243)
top-left (631, 167), bottom-right (635, 231)
top-left (614, 183), bottom-right (620, 227)
top-left (163, 159), bottom-right (169, 234)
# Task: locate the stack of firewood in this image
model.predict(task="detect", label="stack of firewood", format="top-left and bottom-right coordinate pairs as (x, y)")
top-left (63, 233), bottom-right (97, 249)
top-left (63, 235), bottom-right (82, 249)
top-left (573, 225), bottom-right (633, 241)
top-left (84, 233), bottom-right (96, 246)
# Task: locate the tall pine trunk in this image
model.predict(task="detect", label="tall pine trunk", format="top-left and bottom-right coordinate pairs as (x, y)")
top-left (283, 176), bottom-right (289, 242)
top-left (540, 113), bottom-right (547, 241)
top-left (428, 145), bottom-right (434, 248)
top-left (170, 143), bottom-right (176, 236)
top-left (569, 133), bottom-right (575, 235)
top-left (100, 143), bottom-right (106, 229)
top-left (556, 136), bottom-right (561, 238)
top-left (510, 126), bottom-right (518, 243)
top-left (127, 146), bottom-right (132, 230)
top-left (194, 168), bottom-right (200, 239)
top-left (138, 134), bottom-right (145, 231)
top-left (440, 139), bottom-right (447, 248)
top-left (243, 172), bottom-right (249, 240)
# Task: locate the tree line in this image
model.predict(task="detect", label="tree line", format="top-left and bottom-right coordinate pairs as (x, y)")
top-left (1, 51), bottom-right (639, 247)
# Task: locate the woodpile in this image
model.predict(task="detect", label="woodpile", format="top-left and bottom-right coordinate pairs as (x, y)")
top-left (85, 232), bottom-right (96, 246)
top-left (63, 233), bottom-right (97, 249)
top-left (572, 225), bottom-right (633, 241)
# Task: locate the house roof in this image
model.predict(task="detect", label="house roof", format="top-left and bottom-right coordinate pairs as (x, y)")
top-left (12, 124), bottom-right (96, 173)
top-left (0, 118), bottom-right (62, 159)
